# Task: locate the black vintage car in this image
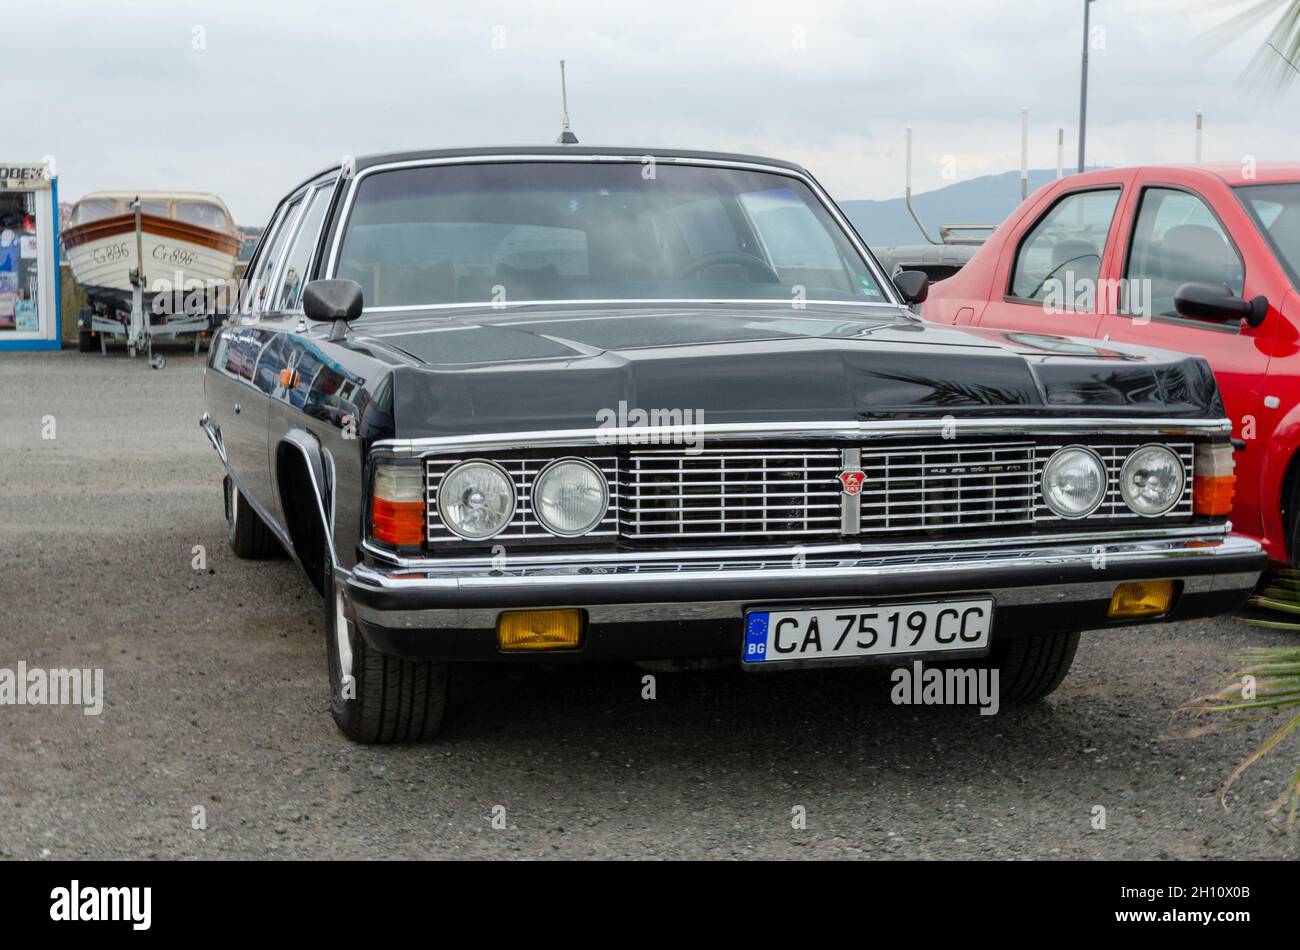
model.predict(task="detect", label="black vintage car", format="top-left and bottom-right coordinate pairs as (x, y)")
top-left (201, 146), bottom-right (1264, 743)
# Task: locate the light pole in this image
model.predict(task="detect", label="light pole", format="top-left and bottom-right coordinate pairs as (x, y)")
top-left (1077, 0), bottom-right (1096, 174)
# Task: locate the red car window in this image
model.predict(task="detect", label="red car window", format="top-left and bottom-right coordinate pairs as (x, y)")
top-left (1008, 188), bottom-right (1121, 305)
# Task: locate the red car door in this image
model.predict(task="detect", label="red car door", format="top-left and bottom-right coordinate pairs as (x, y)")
top-left (1096, 168), bottom-right (1280, 542)
top-left (972, 171), bottom-right (1136, 338)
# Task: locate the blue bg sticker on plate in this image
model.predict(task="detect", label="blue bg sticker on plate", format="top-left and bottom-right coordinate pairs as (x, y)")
top-left (744, 612), bottom-right (769, 663)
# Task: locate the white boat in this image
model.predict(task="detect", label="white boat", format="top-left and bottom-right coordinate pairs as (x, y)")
top-left (62, 191), bottom-right (241, 362)
top-left (61, 191), bottom-right (240, 303)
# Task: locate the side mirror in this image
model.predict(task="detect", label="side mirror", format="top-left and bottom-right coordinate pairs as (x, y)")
top-left (893, 269), bottom-right (930, 306)
top-left (1174, 282), bottom-right (1267, 329)
top-left (303, 278), bottom-right (364, 340)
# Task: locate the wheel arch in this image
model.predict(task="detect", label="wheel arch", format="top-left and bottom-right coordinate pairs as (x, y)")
top-left (1264, 404), bottom-right (1300, 565)
top-left (274, 428), bottom-right (338, 596)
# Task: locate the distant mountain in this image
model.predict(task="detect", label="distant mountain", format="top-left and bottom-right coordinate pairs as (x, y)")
top-left (840, 168), bottom-right (1100, 248)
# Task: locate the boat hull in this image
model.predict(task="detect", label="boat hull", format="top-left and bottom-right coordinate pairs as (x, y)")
top-left (62, 213), bottom-right (239, 298)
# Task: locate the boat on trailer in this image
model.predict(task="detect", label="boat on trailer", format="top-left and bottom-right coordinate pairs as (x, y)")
top-left (61, 191), bottom-right (240, 366)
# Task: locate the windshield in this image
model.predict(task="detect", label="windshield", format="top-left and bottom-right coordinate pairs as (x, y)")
top-left (1236, 182), bottom-right (1300, 286)
top-left (334, 161), bottom-right (888, 308)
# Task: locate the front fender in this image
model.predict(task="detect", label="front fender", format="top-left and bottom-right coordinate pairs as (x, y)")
top-left (1260, 404), bottom-right (1300, 562)
top-left (275, 427), bottom-right (340, 575)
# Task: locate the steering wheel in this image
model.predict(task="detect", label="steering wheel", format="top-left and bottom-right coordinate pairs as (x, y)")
top-left (675, 251), bottom-right (781, 283)
top-left (1025, 252), bottom-right (1100, 300)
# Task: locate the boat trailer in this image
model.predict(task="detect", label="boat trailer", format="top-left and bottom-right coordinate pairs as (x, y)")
top-left (81, 198), bottom-right (212, 369)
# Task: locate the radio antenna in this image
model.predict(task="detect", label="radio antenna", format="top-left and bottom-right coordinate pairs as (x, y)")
top-left (556, 59), bottom-right (578, 144)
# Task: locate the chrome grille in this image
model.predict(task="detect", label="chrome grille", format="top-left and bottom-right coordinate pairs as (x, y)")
top-left (426, 455), bottom-right (620, 543)
top-left (622, 441), bottom-right (1037, 539)
top-left (421, 438), bottom-right (1197, 546)
top-left (1034, 442), bottom-right (1194, 521)
top-left (623, 448), bottom-right (844, 538)
top-left (857, 441), bottom-right (1037, 533)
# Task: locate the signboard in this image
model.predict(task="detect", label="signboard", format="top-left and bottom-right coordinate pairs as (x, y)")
top-left (0, 164), bottom-right (51, 190)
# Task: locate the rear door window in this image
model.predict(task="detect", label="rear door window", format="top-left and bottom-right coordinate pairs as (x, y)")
top-left (1125, 187), bottom-right (1244, 318)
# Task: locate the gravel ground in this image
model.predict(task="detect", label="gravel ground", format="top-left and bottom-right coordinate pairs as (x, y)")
top-left (1, 349), bottom-right (1298, 860)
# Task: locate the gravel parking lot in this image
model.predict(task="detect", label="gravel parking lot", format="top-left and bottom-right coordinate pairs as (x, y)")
top-left (2, 349), bottom-right (1299, 859)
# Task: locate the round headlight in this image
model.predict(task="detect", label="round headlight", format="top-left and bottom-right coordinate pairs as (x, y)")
top-left (533, 458), bottom-right (609, 537)
top-left (436, 460), bottom-right (516, 540)
top-left (1120, 444), bottom-right (1184, 516)
top-left (1042, 446), bottom-right (1108, 518)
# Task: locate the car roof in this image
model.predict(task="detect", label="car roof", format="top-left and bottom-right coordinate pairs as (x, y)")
top-left (1055, 163), bottom-right (1300, 188)
top-left (349, 145), bottom-right (808, 173)
top-left (285, 146), bottom-right (812, 210)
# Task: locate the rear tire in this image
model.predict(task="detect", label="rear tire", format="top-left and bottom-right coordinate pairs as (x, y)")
top-left (324, 566), bottom-right (449, 743)
top-left (986, 630), bottom-right (1080, 702)
top-left (224, 475), bottom-right (282, 559)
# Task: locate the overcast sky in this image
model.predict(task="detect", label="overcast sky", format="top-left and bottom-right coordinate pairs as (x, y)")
top-left (18, 0), bottom-right (1297, 225)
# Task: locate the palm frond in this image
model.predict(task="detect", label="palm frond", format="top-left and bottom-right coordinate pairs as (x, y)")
top-left (1181, 568), bottom-right (1300, 828)
top-left (1203, 0), bottom-right (1300, 95)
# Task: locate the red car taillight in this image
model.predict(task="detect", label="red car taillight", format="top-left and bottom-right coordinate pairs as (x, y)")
top-left (371, 463), bottom-right (424, 547)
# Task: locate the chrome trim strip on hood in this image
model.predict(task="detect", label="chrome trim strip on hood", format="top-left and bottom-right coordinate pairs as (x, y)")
top-left (369, 417), bottom-right (1233, 459)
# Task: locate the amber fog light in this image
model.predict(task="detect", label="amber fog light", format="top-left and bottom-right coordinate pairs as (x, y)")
top-left (497, 610), bottom-right (582, 651)
top-left (1108, 580), bottom-right (1175, 619)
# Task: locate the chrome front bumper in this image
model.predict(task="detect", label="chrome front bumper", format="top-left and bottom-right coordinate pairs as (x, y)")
top-left (344, 532), bottom-right (1265, 661)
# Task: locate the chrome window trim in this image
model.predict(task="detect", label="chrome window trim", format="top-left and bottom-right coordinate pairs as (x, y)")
top-left (256, 191), bottom-right (309, 316)
top-left (267, 176), bottom-right (339, 315)
top-left (322, 152), bottom-right (901, 309)
top-left (347, 297), bottom-right (904, 316)
top-left (369, 417), bottom-right (1233, 459)
top-left (285, 175), bottom-right (340, 314)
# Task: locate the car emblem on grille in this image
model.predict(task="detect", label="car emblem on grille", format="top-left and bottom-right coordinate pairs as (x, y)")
top-left (838, 470), bottom-right (866, 495)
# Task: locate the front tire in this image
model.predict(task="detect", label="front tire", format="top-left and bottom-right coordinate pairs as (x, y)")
top-left (324, 567), bottom-right (449, 743)
top-left (224, 475), bottom-right (282, 559)
top-left (986, 630), bottom-right (1080, 702)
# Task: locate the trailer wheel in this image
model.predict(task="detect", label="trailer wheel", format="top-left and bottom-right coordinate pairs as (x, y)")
top-left (77, 309), bottom-right (94, 352)
top-left (224, 475), bottom-right (282, 559)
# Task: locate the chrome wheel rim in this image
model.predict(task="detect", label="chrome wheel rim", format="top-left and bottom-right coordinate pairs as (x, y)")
top-left (333, 583), bottom-right (354, 692)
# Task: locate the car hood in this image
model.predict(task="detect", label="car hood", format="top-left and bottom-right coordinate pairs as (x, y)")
top-left (350, 303), bottom-right (1223, 438)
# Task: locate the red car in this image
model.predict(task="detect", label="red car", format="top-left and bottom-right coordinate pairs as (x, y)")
top-left (924, 163), bottom-right (1300, 564)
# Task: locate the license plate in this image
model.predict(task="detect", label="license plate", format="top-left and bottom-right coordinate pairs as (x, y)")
top-left (742, 599), bottom-right (993, 665)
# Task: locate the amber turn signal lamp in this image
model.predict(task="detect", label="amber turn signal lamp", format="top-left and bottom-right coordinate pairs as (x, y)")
top-left (371, 463), bottom-right (424, 547)
top-left (1108, 580), bottom-right (1175, 619)
top-left (497, 610), bottom-right (582, 651)
top-left (1193, 443), bottom-right (1236, 516)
